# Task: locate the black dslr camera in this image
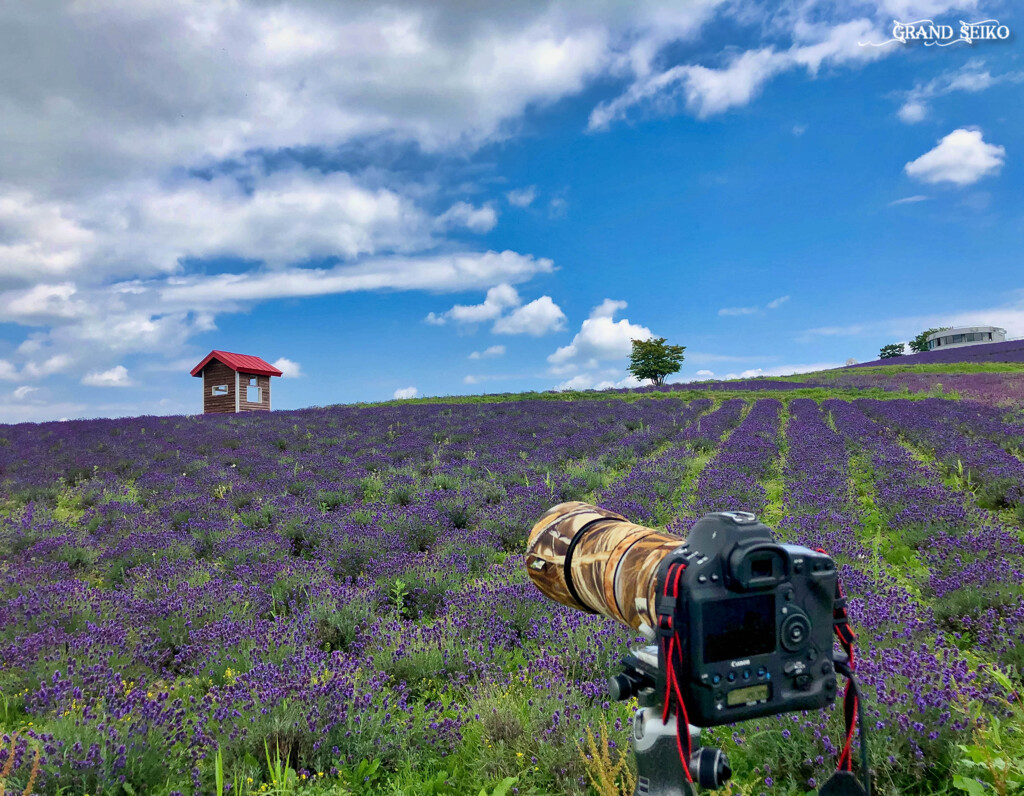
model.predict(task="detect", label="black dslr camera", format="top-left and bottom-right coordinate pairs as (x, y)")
top-left (636, 511), bottom-right (839, 725)
top-left (608, 512), bottom-right (862, 795)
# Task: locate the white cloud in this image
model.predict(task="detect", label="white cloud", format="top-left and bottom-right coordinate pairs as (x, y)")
top-left (888, 195), bottom-right (929, 206)
top-left (719, 295), bottom-right (789, 316)
top-left (588, 17), bottom-right (889, 128)
top-left (272, 357), bottom-right (303, 378)
top-left (800, 296), bottom-right (1024, 343)
top-left (897, 60), bottom-right (1022, 124)
top-left (905, 129), bottom-right (1005, 186)
top-left (23, 354), bottom-right (74, 380)
top-left (721, 363), bottom-right (843, 379)
top-left (436, 201), bottom-right (498, 233)
top-left (0, 361), bottom-right (18, 381)
top-left (718, 305), bottom-right (760, 317)
top-left (463, 375), bottom-right (479, 385)
top-left (0, 3), bottom-right (629, 194)
top-left (897, 101), bottom-right (927, 124)
top-left (492, 296), bottom-right (567, 336)
top-left (548, 299), bottom-right (652, 372)
top-left (555, 372), bottom-right (642, 391)
top-left (468, 345), bottom-right (505, 360)
top-left (792, 124), bottom-right (807, 136)
top-left (429, 285), bottom-right (565, 337)
top-left (13, 385), bottom-right (39, 399)
top-left (427, 283), bottom-right (522, 326)
top-left (393, 386), bottom-right (418, 400)
top-left (82, 365), bottom-right (134, 387)
top-left (506, 187), bottom-right (536, 207)
top-left (161, 253), bottom-right (548, 308)
top-left (0, 172), bottom-right (441, 287)
top-left (695, 369), bottom-right (715, 377)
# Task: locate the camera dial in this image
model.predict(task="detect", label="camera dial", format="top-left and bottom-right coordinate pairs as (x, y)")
top-left (780, 611), bottom-right (811, 652)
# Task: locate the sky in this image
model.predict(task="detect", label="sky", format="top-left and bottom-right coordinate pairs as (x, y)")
top-left (1, 0), bottom-right (1022, 422)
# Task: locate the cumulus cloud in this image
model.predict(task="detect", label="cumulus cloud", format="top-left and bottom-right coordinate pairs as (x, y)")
top-left (272, 357), bottom-right (303, 378)
top-left (548, 299), bottom-right (652, 374)
top-left (0, 360), bottom-right (19, 381)
top-left (905, 129), bottom-right (1006, 186)
top-left (393, 386), bottom-right (418, 400)
top-left (82, 365), bottom-right (135, 387)
top-left (492, 296), bottom-right (567, 336)
top-left (506, 187), bottom-right (537, 207)
top-left (468, 345), bottom-right (505, 360)
top-left (428, 284), bottom-right (565, 336)
top-left (695, 369), bottom-right (715, 377)
top-left (14, 385), bottom-right (39, 399)
top-left (427, 284), bottom-right (521, 326)
top-left (23, 354), bottom-right (75, 380)
top-left (0, 172), bottom-right (444, 288)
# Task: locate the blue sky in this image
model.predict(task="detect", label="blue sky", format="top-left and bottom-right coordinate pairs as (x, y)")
top-left (0, 1), bottom-right (1021, 421)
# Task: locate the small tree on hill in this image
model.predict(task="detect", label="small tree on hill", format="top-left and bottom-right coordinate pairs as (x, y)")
top-left (879, 342), bottom-right (905, 359)
top-left (909, 327), bottom-right (950, 353)
top-left (629, 337), bottom-right (686, 386)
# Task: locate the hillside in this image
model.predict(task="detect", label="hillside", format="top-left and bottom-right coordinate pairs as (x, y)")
top-left (1, 372), bottom-right (1023, 795)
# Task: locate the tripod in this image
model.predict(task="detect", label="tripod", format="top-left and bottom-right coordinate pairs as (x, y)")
top-left (610, 646), bottom-right (732, 796)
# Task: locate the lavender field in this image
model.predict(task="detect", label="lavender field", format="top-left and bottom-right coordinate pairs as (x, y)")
top-left (1, 390), bottom-right (1023, 795)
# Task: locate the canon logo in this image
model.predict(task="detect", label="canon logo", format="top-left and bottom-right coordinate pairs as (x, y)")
top-left (730, 659), bottom-right (751, 668)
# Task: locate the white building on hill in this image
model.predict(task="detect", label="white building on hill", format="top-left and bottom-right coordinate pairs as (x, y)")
top-left (926, 326), bottom-right (1006, 350)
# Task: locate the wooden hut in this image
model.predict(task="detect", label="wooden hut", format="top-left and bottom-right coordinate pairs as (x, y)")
top-left (190, 350), bottom-right (283, 414)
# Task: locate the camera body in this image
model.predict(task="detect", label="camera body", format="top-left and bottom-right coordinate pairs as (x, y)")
top-left (653, 511), bottom-right (838, 727)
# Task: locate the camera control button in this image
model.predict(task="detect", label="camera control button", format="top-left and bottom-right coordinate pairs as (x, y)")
top-left (712, 673), bottom-right (721, 685)
top-left (698, 575), bottom-right (707, 584)
top-left (742, 670), bottom-right (750, 680)
top-left (757, 666), bottom-right (766, 677)
top-left (727, 672), bottom-right (736, 682)
top-left (793, 561), bottom-right (804, 574)
top-left (783, 660), bottom-right (806, 676)
top-left (794, 673), bottom-right (813, 691)
top-left (821, 662), bottom-right (833, 674)
top-left (710, 574), bottom-right (719, 582)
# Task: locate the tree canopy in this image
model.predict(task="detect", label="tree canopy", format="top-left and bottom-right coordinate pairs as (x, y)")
top-left (628, 337), bottom-right (686, 386)
top-left (909, 327), bottom-right (950, 353)
top-left (879, 342), bottom-right (905, 359)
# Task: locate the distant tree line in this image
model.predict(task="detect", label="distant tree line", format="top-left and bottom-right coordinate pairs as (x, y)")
top-left (879, 327), bottom-right (951, 359)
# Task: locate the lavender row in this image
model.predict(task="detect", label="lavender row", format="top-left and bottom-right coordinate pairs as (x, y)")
top-left (777, 399), bottom-right (980, 781)
top-left (825, 399), bottom-right (1024, 672)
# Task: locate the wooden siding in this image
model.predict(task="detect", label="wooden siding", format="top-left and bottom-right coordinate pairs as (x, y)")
top-left (238, 372), bottom-right (272, 412)
top-left (203, 361), bottom-right (237, 414)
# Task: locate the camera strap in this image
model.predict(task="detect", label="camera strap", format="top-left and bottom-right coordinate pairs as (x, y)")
top-left (657, 560), bottom-right (695, 786)
top-left (816, 548), bottom-right (869, 796)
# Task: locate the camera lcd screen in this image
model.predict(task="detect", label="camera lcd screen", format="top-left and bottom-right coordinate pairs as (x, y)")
top-left (702, 594), bottom-right (776, 663)
top-left (726, 684), bottom-right (770, 706)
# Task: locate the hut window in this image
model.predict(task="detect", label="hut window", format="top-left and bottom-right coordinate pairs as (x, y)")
top-left (211, 385), bottom-right (228, 396)
top-left (247, 385), bottom-right (262, 403)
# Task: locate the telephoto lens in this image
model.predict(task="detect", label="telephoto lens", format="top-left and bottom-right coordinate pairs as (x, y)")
top-left (524, 501), bottom-right (683, 632)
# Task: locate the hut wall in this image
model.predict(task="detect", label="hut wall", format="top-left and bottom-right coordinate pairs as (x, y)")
top-left (203, 361), bottom-right (237, 414)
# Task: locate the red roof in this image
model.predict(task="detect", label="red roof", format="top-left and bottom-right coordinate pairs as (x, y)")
top-left (190, 350), bottom-right (284, 378)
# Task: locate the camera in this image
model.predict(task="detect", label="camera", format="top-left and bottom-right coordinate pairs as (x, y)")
top-left (526, 502), bottom-right (866, 795)
top-left (608, 510), bottom-right (838, 726)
